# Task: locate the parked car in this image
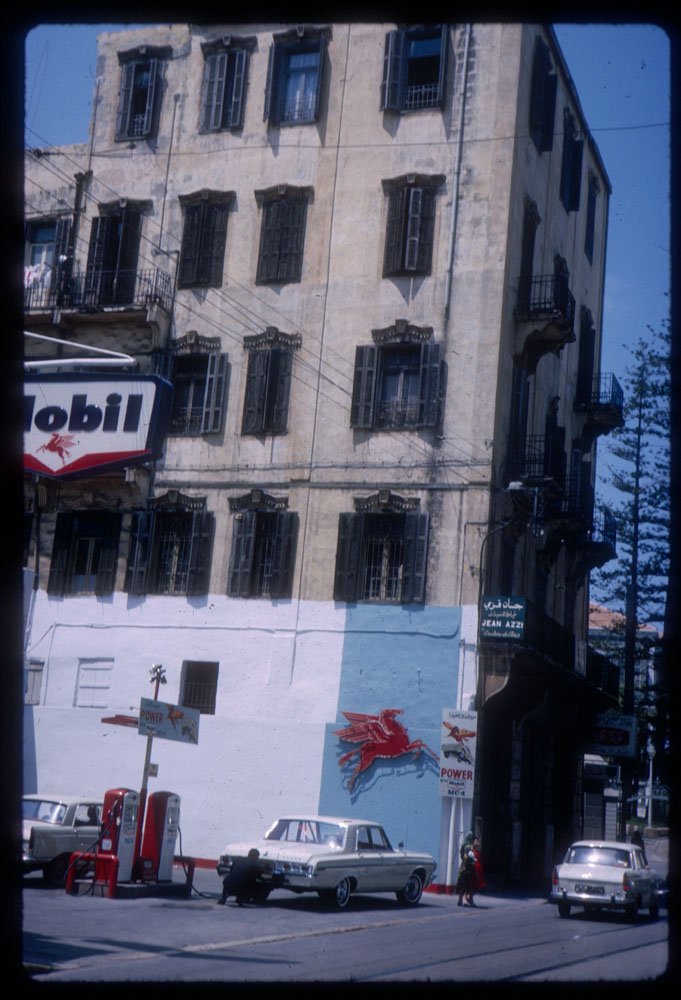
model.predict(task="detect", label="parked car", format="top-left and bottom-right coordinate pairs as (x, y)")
top-left (550, 839), bottom-right (661, 920)
top-left (217, 815), bottom-right (437, 909)
top-left (22, 794), bottom-right (102, 885)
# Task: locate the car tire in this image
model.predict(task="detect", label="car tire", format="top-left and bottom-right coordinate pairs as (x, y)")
top-left (557, 901), bottom-right (571, 918)
top-left (334, 877), bottom-right (352, 909)
top-left (396, 872), bottom-right (424, 906)
top-left (626, 898), bottom-right (640, 922)
top-left (649, 901), bottom-right (659, 920)
top-left (47, 854), bottom-right (70, 887)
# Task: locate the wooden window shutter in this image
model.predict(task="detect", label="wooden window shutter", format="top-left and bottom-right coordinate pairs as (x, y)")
top-left (278, 199), bottom-right (306, 282)
top-left (434, 25), bottom-right (448, 106)
top-left (311, 35), bottom-right (327, 122)
top-left (416, 188), bottom-right (436, 273)
top-left (187, 511), bottom-right (214, 596)
top-left (124, 510), bottom-right (154, 595)
top-left (264, 43), bottom-right (284, 125)
top-left (94, 513), bottom-right (122, 596)
top-left (404, 188), bottom-right (423, 271)
top-left (141, 59), bottom-right (160, 137)
top-left (229, 49), bottom-right (247, 128)
top-left (383, 186), bottom-right (407, 276)
top-left (419, 341), bottom-right (443, 427)
top-left (529, 39), bottom-right (556, 153)
top-left (381, 30), bottom-right (404, 111)
top-left (85, 215), bottom-right (112, 295)
top-left (115, 62), bottom-right (135, 139)
top-left (47, 513), bottom-right (74, 596)
top-left (350, 345), bottom-right (378, 428)
top-left (333, 513), bottom-right (363, 601)
top-left (200, 201), bottom-right (229, 286)
top-left (257, 201), bottom-right (282, 283)
top-left (178, 203), bottom-right (203, 286)
top-left (270, 348), bottom-right (293, 434)
top-left (201, 52), bottom-right (227, 130)
top-left (569, 140), bottom-right (584, 211)
top-left (201, 352), bottom-right (229, 434)
top-left (269, 511), bottom-right (299, 598)
top-left (242, 349), bottom-right (270, 434)
top-left (227, 510), bottom-right (256, 596)
top-left (401, 512), bottom-right (429, 603)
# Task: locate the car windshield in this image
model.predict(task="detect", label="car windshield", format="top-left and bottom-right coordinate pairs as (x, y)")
top-left (265, 819), bottom-right (345, 847)
top-left (23, 799), bottom-right (68, 826)
top-left (566, 846), bottom-right (632, 868)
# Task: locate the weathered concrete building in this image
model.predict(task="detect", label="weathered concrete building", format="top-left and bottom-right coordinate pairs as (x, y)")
top-left (23, 22), bottom-right (623, 886)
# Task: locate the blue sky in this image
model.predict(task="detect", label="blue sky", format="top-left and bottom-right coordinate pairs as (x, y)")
top-left (24, 21), bottom-right (671, 496)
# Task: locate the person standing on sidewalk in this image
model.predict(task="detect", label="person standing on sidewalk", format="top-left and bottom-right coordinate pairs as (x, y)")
top-left (456, 832), bottom-right (486, 906)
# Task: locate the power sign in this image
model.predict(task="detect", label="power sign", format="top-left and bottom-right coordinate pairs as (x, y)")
top-left (24, 373), bottom-right (172, 478)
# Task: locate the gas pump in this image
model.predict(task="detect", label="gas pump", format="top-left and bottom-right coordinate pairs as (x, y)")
top-left (140, 791), bottom-right (181, 881)
top-left (99, 788), bottom-right (139, 882)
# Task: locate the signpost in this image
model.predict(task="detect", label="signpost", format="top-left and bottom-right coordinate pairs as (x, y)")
top-left (479, 596), bottom-right (526, 640)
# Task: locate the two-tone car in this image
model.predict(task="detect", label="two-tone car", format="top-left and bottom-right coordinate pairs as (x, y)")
top-left (22, 794), bottom-right (102, 885)
top-left (217, 815), bottom-right (437, 909)
top-left (550, 839), bottom-right (660, 920)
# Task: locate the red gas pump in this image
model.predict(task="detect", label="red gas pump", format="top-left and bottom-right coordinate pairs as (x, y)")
top-left (140, 791), bottom-right (181, 881)
top-left (99, 788), bottom-right (140, 882)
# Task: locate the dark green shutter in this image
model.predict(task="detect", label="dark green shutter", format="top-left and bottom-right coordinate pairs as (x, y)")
top-left (201, 201), bottom-right (229, 286)
top-left (229, 49), bottom-right (247, 128)
top-left (419, 342), bottom-right (442, 427)
top-left (333, 513), bottom-right (363, 601)
top-left (141, 59), bottom-right (160, 137)
top-left (569, 140), bottom-right (584, 211)
top-left (242, 350), bottom-right (269, 433)
top-left (311, 35), bottom-right (327, 121)
top-left (271, 348), bottom-right (292, 434)
top-left (383, 186), bottom-right (407, 276)
top-left (434, 25), bottom-right (448, 107)
top-left (401, 512), bottom-right (429, 604)
top-left (115, 62), bottom-right (135, 139)
top-left (178, 203), bottom-right (202, 286)
top-left (381, 30), bottom-right (404, 110)
top-left (124, 510), bottom-right (153, 595)
top-left (269, 512), bottom-right (299, 598)
top-left (256, 201), bottom-right (282, 283)
top-left (201, 352), bottom-right (229, 433)
top-left (94, 513), bottom-right (122, 596)
top-left (187, 511), bottom-right (214, 596)
top-left (415, 188), bottom-right (436, 273)
top-left (350, 345), bottom-right (378, 428)
top-left (529, 39), bottom-right (556, 152)
top-left (201, 51), bottom-right (227, 130)
top-left (228, 510), bottom-right (256, 596)
top-left (264, 43), bottom-right (284, 125)
top-left (47, 513), bottom-right (74, 596)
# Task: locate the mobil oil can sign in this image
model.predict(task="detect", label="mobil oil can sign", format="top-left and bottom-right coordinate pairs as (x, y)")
top-left (24, 373), bottom-right (171, 478)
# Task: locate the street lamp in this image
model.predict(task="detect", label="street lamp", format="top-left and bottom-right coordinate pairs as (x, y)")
top-left (646, 740), bottom-right (656, 827)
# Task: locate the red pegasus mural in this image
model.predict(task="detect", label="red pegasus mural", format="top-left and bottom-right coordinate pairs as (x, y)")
top-left (335, 708), bottom-right (438, 790)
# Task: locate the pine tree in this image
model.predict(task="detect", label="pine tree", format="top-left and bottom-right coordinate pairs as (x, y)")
top-left (591, 321), bottom-right (671, 793)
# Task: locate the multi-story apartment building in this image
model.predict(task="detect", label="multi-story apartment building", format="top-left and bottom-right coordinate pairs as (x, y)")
top-left (23, 22), bottom-right (623, 885)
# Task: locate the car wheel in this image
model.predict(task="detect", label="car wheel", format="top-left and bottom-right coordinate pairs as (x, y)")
top-left (626, 898), bottom-right (641, 922)
top-left (557, 901), bottom-right (571, 918)
top-left (47, 854), bottom-right (70, 887)
top-left (396, 872), bottom-right (423, 905)
top-left (334, 877), bottom-right (352, 909)
top-left (649, 901), bottom-right (659, 920)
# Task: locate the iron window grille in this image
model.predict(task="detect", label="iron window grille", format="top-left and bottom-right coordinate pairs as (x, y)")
top-left (178, 191), bottom-right (233, 288)
top-left (84, 200), bottom-right (150, 307)
top-left (156, 334), bottom-right (228, 436)
top-left (115, 46), bottom-right (171, 141)
top-left (124, 493), bottom-right (214, 597)
top-left (199, 36), bottom-right (255, 132)
top-left (350, 321), bottom-right (443, 431)
top-left (181, 661), bottom-right (219, 714)
top-left (529, 36), bottom-right (557, 153)
top-left (241, 327), bottom-right (301, 435)
top-left (264, 27), bottom-right (330, 126)
top-left (381, 25), bottom-right (448, 112)
top-left (227, 491), bottom-right (298, 598)
top-left (334, 491), bottom-right (429, 604)
top-left (47, 512), bottom-right (122, 597)
top-left (382, 174), bottom-right (445, 277)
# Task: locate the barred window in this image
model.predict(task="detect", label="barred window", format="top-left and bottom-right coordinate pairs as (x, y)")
top-left (228, 494), bottom-right (298, 599)
top-left (264, 28), bottom-right (329, 126)
top-left (47, 512), bottom-right (122, 596)
top-left (181, 661), bottom-right (218, 715)
top-left (124, 496), bottom-right (214, 597)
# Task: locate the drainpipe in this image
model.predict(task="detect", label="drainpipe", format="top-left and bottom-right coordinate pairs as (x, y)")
top-left (443, 23), bottom-right (472, 325)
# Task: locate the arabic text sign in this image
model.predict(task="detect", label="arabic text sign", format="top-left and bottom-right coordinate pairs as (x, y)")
top-left (138, 698), bottom-right (200, 745)
top-left (440, 709), bottom-right (477, 798)
top-left (480, 596), bottom-right (526, 640)
top-left (585, 712), bottom-right (637, 758)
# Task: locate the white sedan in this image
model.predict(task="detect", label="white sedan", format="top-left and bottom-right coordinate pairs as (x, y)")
top-left (217, 815), bottom-right (437, 909)
top-left (550, 840), bottom-right (661, 920)
top-left (23, 794), bottom-right (102, 885)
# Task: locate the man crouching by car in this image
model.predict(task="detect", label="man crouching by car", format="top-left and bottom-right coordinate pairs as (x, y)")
top-left (217, 848), bottom-right (263, 906)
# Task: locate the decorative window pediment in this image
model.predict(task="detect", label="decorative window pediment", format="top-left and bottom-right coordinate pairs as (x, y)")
top-left (353, 490), bottom-right (420, 514)
top-left (149, 491), bottom-right (207, 513)
top-left (243, 326), bottom-right (302, 352)
top-left (229, 490), bottom-right (289, 513)
top-left (371, 319), bottom-right (433, 345)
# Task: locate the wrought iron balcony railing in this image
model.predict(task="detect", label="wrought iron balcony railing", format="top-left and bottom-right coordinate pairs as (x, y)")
top-left (507, 432), bottom-right (567, 490)
top-left (586, 645), bottom-right (621, 699)
top-left (591, 506), bottom-right (617, 551)
top-left (576, 372), bottom-right (624, 410)
top-left (24, 267), bottom-right (174, 314)
top-left (515, 273), bottom-right (576, 331)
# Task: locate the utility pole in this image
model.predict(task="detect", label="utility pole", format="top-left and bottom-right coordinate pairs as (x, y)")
top-left (132, 663), bottom-right (166, 876)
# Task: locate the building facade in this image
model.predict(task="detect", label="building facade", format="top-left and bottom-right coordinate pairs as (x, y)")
top-left (23, 22), bottom-right (623, 885)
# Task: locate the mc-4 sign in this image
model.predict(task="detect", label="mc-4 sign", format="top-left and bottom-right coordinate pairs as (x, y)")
top-left (24, 373), bottom-right (172, 478)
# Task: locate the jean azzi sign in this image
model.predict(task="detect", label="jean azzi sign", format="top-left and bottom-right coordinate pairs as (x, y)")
top-left (24, 373), bottom-right (172, 478)
top-left (480, 596), bottom-right (526, 640)
top-left (138, 698), bottom-right (200, 745)
top-left (439, 709), bottom-right (477, 798)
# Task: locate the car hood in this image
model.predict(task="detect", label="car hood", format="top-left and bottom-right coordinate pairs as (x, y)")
top-left (220, 840), bottom-right (337, 863)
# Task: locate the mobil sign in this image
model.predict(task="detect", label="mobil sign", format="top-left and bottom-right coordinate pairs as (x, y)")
top-left (24, 373), bottom-right (172, 478)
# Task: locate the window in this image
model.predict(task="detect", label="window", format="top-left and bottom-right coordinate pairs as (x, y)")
top-left (24, 217), bottom-right (72, 305)
top-left (382, 175), bottom-right (445, 277)
top-left (181, 661), bottom-right (219, 714)
top-left (334, 492), bottom-right (429, 604)
top-left (350, 322), bottom-right (443, 431)
top-left (85, 201), bottom-right (148, 306)
top-left (25, 659), bottom-right (44, 706)
top-left (517, 197), bottom-right (540, 313)
top-left (255, 185), bottom-right (312, 285)
top-left (241, 328), bottom-right (300, 435)
top-left (264, 27), bottom-right (330, 126)
top-left (115, 46), bottom-right (170, 141)
top-left (200, 37), bottom-right (254, 131)
top-left (584, 173), bottom-right (599, 263)
top-left (529, 36), bottom-right (557, 153)
top-left (227, 491), bottom-right (298, 598)
top-left (157, 333), bottom-right (229, 436)
top-left (75, 659), bottom-right (113, 709)
top-left (47, 512), bottom-right (122, 596)
top-left (576, 308), bottom-right (596, 405)
top-left (124, 494), bottom-right (214, 596)
top-left (178, 190), bottom-right (233, 288)
top-left (381, 25), bottom-right (448, 112)
top-left (560, 109), bottom-right (584, 212)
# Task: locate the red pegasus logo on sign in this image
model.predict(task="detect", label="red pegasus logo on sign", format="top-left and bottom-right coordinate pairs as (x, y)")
top-left (335, 708), bottom-right (438, 790)
top-left (37, 432), bottom-right (77, 463)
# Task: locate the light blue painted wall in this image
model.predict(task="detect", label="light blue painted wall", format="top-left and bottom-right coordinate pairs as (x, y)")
top-left (318, 604), bottom-right (461, 864)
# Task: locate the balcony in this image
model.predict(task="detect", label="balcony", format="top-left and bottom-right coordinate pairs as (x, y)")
top-left (586, 646), bottom-right (621, 700)
top-left (571, 505), bottom-right (617, 579)
top-left (514, 274), bottom-right (576, 373)
top-left (507, 432), bottom-right (567, 495)
top-left (574, 373), bottom-right (625, 447)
